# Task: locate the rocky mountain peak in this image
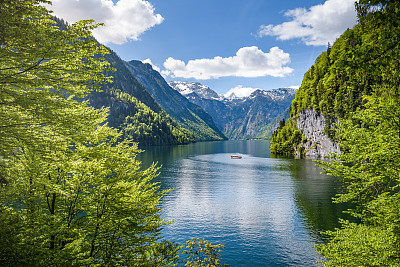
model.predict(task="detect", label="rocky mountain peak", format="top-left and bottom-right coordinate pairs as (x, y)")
top-left (168, 81), bottom-right (220, 100)
top-left (169, 81), bottom-right (295, 139)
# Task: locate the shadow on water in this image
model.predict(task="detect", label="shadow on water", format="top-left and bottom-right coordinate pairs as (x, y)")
top-left (273, 158), bottom-right (354, 243)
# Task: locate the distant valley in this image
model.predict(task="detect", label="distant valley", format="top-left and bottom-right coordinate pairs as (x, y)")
top-left (169, 81), bottom-right (295, 139)
top-left (88, 46), bottom-right (295, 145)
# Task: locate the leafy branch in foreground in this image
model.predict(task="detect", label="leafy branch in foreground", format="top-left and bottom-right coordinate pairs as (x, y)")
top-left (182, 238), bottom-right (228, 267)
top-left (0, 1), bottom-right (180, 265)
top-left (316, 96), bottom-right (400, 266)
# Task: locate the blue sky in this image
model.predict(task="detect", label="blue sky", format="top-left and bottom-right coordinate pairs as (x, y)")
top-left (49, 0), bottom-right (357, 95)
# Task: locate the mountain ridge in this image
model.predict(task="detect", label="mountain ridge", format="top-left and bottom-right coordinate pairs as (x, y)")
top-left (124, 61), bottom-right (227, 141)
top-left (88, 48), bottom-right (195, 146)
top-left (169, 81), bottom-right (295, 139)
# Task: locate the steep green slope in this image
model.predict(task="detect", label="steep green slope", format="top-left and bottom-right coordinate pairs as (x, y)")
top-left (315, 2), bottom-right (400, 265)
top-left (125, 60), bottom-right (227, 141)
top-left (51, 17), bottom-right (194, 146)
top-left (89, 49), bottom-right (195, 146)
top-left (270, 12), bottom-right (400, 156)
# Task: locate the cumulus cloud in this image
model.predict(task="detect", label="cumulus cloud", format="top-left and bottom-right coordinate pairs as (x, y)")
top-left (48, 0), bottom-right (164, 44)
top-left (257, 0), bottom-right (357, 46)
top-left (163, 46), bottom-right (293, 80)
top-left (142, 58), bottom-right (161, 73)
top-left (142, 59), bottom-right (171, 78)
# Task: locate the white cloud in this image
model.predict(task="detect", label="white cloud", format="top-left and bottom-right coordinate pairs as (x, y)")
top-left (163, 46), bottom-right (293, 80)
top-left (224, 85), bottom-right (259, 99)
top-left (288, 85), bottom-right (300, 90)
top-left (257, 0), bottom-right (357, 46)
top-left (142, 58), bottom-right (161, 73)
top-left (48, 0), bottom-right (164, 44)
top-left (142, 59), bottom-right (171, 78)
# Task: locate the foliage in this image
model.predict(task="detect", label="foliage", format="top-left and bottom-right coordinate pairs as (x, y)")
top-left (315, 0), bottom-right (400, 265)
top-left (90, 88), bottom-right (196, 146)
top-left (182, 238), bottom-right (228, 267)
top-left (317, 220), bottom-right (399, 266)
top-left (1, 125), bottom-right (180, 266)
top-left (0, 0), bottom-right (111, 156)
top-left (316, 95), bottom-right (400, 265)
top-left (0, 1), bottom-right (181, 265)
top-left (270, 118), bottom-right (306, 156)
top-left (270, 0), bottom-right (400, 155)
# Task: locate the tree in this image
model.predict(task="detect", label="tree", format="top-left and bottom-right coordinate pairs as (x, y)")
top-left (316, 96), bottom-right (400, 266)
top-left (0, 0), bottom-right (111, 156)
top-left (0, 1), bottom-right (180, 265)
top-left (182, 238), bottom-right (228, 267)
top-left (316, 1), bottom-right (400, 265)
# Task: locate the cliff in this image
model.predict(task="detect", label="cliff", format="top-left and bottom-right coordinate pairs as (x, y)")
top-left (296, 109), bottom-right (340, 157)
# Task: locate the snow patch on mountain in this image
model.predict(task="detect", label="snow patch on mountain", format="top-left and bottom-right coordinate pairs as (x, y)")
top-left (224, 85), bottom-right (258, 99)
top-left (169, 81), bottom-right (297, 102)
top-left (168, 81), bottom-right (221, 100)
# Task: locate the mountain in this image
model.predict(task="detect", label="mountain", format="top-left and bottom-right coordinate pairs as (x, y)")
top-left (169, 81), bottom-right (295, 139)
top-left (270, 10), bottom-right (399, 157)
top-left (169, 81), bottom-right (221, 100)
top-left (50, 17), bottom-right (195, 146)
top-left (88, 49), bottom-right (195, 146)
top-left (124, 61), bottom-right (226, 141)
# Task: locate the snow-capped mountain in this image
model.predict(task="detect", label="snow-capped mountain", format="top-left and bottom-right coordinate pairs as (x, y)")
top-left (223, 85), bottom-right (258, 99)
top-left (169, 81), bottom-right (221, 100)
top-left (169, 81), bottom-right (296, 139)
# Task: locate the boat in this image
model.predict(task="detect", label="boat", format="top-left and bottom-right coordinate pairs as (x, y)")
top-left (231, 155), bottom-right (242, 159)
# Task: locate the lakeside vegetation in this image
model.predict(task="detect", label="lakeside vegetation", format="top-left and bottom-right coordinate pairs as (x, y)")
top-left (0, 1), bottom-right (225, 265)
top-left (271, 0), bottom-right (400, 265)
top-left (2, 0), bottom-right (400, 265)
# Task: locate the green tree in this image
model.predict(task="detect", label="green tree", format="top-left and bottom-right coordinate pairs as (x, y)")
top-left (0, 0), bottom-right (112, 156)
top-left (316, 95), bottom-right (400, 266)
top-left (182, 238), bottom-right (228, 267)
top-left (0, 1), bottom-right (180, 265)
top-left (316, 0), bottom-right (400, 265)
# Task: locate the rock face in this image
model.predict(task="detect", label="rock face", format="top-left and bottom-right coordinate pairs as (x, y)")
top-left (296, 109), bottom-right (340, 157)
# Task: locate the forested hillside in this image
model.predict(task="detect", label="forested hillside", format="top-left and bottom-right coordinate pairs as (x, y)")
top-left (269, 0), bottom-right (400, 265)
top-left (270, 0), bottom-right (400, 156)
top-left (88, 49), bottom-right (195, 146)
top-left (125, 60), bottom-right (227, 141)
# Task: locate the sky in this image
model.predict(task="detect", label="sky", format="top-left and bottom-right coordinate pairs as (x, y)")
top-left (47, 0), bottom-right (358, 95)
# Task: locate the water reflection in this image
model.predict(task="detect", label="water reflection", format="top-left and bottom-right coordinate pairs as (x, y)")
top-left (138, 141), bottom-right (346, 266)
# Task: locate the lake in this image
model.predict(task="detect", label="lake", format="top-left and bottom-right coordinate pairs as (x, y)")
top-left (138, 140), bottom-right (348, 266)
